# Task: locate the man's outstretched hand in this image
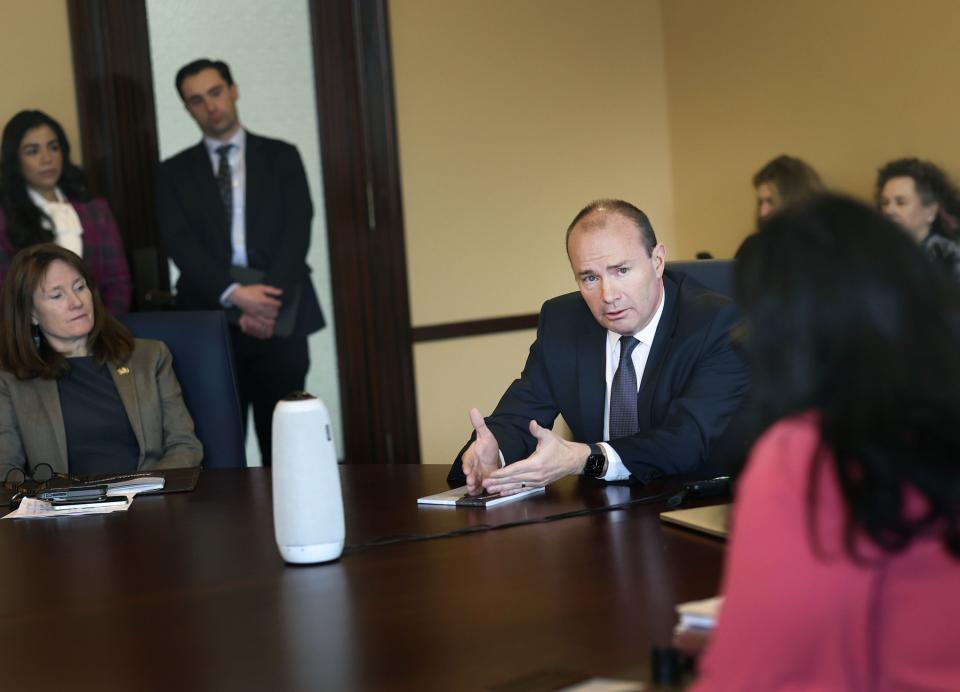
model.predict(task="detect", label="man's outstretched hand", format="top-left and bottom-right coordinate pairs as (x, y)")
top-left (460, 408), bottom-right (501, 495)
top-left (482, 420), bottom-right (589, 495)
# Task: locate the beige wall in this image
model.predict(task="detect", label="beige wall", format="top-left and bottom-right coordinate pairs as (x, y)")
top-left (662, 0), bottom-right (960, 258)
top-left (0, 1), bottom-right (80, 162)
top-left (10, 1), bottom-right (949, 466)
top-left (392, 0), bottom-right (674, 326)
top-left (413, 330), bottom-right (536, 465)
top-left (396, 0), bottom-right (960, 465)
top-left (391, 0), bottom-right (674, 462)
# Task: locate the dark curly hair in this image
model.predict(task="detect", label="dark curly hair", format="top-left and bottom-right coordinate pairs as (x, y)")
top-left (875, 157), bottom-right (960, 238)
top-left (735, 193), bottom-right (960, 560)
top-left (0, 110), bottom-right (89, 249)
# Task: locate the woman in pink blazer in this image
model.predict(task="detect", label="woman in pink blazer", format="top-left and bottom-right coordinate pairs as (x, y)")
top-left (694, 195), bottom-right (960, 691)
top-left (0, 110), bottom-right (131, 313)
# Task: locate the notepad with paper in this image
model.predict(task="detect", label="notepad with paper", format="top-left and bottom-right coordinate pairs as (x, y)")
top-left (660, 503), bottom-right (731, 538)
top-left (417, 485), bottom-right (545, 508)
top-left (2, 477), bottom-right (165, 520)
top-left (104, 477), bottom-right (165, 495)
top-left (675, 595), bottom-right (723, 631)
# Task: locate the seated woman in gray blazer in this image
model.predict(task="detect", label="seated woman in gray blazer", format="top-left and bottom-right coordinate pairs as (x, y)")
top-left (0, 243), bottom-right (202, 479)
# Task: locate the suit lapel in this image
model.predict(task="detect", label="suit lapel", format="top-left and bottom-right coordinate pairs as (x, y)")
top-left (243, 133), bottom-right (263, 266)
top-left (577, 313), bottom-right (607, 443)
top-left (34, 379), bottom-right (69, 474)
top-left (639, 274), bottom-right (679, 390)
top-left (637, 274), bottom-right (680, 427)
top-left (71, 201), bottom-right (98, 261)
top-left (110, 360), bottom-right (145, 461)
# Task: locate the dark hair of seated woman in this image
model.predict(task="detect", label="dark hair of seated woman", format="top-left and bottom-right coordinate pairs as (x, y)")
top-left (735, 193), bottom-right (960, 558)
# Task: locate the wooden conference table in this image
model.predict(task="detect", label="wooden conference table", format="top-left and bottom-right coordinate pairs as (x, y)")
top-left (0, 465), bottom-right (724, 692)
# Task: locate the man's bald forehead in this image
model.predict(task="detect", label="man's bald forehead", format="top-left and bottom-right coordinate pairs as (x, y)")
top-left (565, 200), bottom-right (657, 255)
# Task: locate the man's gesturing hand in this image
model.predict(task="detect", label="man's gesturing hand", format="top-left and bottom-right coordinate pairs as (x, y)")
top-left (461, 408), bottom-right (501, 495)
top-left (483, 420), bottom-right (590, 495)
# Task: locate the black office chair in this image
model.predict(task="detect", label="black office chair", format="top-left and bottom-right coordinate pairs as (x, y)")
top-left (131, 246), bottom-right (176, 310)
top-left (119, 310), bottom-right (247, 469)
top-left (666, 259), bottom-right (734, 298)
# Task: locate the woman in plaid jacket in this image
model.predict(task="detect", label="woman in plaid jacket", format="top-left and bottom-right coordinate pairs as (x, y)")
top-left (0, 110), bottom-right (131, 314)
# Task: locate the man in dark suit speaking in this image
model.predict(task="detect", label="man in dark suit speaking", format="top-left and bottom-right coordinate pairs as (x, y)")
top-left (450, 199), bottom-right (748, 494)
top-left (157, 59), bottom-right (325, 465)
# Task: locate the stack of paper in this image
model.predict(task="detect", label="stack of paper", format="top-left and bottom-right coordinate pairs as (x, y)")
top-left (676, 595), bottom-right (723, 631)
top-left (3, 496), bottom-right (130, 520)
top-left (417, 485), bottom-right (545, 508)
top-left (105, 476), bottom-right (165, 496)
top-left (2, 476), bottom-right (165, 520)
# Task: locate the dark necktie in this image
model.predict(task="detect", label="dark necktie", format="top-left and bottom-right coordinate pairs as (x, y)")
top-left (609, 335), bottom-right (640, 439)
top-left (216, 144), bottom-right (233, 228)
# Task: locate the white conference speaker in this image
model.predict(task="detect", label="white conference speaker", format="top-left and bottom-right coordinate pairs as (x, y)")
top-left (272, 393), bottom-right (344, 564)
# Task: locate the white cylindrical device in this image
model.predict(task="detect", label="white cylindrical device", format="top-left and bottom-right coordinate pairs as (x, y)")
top-left (272, 393), bottom-right (344, 564)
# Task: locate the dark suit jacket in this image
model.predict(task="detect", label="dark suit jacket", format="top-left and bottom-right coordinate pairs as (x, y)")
top-left (0, 339), bottom-right (202, 478)
top-left (449, 270), bottom-right (750, 484)
top-left (156, 132), bottom-right (324, 337)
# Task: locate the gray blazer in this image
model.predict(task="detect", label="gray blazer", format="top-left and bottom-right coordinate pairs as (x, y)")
top-left (0, 338), bottom-right (203, 478)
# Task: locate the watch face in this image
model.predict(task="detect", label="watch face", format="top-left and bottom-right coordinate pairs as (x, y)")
top-left (584, 452), bottom-right (605, 477)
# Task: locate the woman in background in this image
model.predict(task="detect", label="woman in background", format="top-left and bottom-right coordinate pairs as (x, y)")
top-left (876, 157), bottom-right (960, 282)
top-left (0, 244), bottom-right (200, 479)
top-left (735, 154), bottom-right (822, 258)
top-left (752, 154), bottom-right (822, 222)
top-left (694, 195), bottom-right (960, 690)
top-left (0, 110), bottom-right (131, 313)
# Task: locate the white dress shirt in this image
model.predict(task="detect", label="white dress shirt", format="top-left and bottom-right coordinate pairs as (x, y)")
top-left (28, 187), bottom-right (83, 257)
top-left (599, 284), bottom-right (666, 481)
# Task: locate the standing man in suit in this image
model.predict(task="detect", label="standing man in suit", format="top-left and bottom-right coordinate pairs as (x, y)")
top-left (450, 199), bottom-right (748, 493)
top-left (157, 58), bottom-right (325, 465)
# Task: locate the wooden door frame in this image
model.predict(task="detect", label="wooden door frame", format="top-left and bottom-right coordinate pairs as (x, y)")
top-left (308, 0), bottom-right (420, 464)
top-left (69, 0), bottom-right (420, 464)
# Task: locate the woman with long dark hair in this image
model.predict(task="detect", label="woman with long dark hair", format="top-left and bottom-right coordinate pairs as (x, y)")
top-left (693, 195), bottom-right (960, 690)
top-left (0, 110), bottom-right (131, 313)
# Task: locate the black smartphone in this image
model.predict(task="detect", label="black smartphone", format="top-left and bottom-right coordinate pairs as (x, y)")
top-left (37, 485), bottom-right (108, 502)
top-left (50, 496), bottom-right (128, 511)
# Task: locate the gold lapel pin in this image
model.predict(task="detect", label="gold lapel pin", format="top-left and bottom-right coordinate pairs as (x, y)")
top-left (116, 367), bottom-right (130, 375)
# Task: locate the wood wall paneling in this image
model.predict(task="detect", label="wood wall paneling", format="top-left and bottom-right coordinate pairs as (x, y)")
top-left (309, 0), bottom-right (420, 464)
top-left (411, 314), bottom-right (540, 343)
top-left (67, 0), bottom-right (168, 306)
